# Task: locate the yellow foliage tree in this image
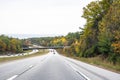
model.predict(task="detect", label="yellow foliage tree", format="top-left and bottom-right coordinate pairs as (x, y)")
top-left (0, 39), bottom-right (6, 51)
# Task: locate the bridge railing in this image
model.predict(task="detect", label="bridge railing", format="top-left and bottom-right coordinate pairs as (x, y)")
top-left (22, 46), bottom-right (65, 50)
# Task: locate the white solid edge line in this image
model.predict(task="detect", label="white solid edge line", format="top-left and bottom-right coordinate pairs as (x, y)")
top-left (66, 61), bottom-right (91, 80)
top-left (7, 75), bottom-right (18, 80)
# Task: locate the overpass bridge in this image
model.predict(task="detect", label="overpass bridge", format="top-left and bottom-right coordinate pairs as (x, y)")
top-left (22, 46), bottom-right (65, 50)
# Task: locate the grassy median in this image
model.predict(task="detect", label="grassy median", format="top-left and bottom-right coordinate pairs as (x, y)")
top-left (0, 49), bottom-right (49, 63)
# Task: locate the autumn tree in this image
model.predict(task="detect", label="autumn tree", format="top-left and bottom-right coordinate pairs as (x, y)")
top-left (79, 0), bottom-right (113, 57)
top-left (98, 0), bottom-right (120, 64)
top-left (0, 39), bottom-right (6, 52)
top-left (0, 35), bottom-right (23, 54)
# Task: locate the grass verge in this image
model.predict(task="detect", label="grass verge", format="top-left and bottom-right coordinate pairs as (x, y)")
top-left (0, 49), bottom-right (49, 63)
top-left (57, 49), bottom-right (120, 73)
top-left (75, 57), bottom-right (120, 73)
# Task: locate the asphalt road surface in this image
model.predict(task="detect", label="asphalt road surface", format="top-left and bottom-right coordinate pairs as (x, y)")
top-left (0, 50), bottom-right (120, 80)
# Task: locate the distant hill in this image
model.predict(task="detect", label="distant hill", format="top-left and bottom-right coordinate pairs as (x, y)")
top-left (3, 34), bottom-right (65, 39)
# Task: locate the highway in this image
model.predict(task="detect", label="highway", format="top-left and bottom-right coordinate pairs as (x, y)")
top-left (0, 50), bottom-right (120, 80)
top-left (0, 49), bottom-right (39, 58)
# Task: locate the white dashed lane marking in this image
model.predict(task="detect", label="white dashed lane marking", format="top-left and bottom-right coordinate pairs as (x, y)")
top-left (6, 65), bottom-right (34, 80)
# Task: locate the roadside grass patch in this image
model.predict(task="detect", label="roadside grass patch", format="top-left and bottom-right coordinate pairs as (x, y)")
top-left (57, 49), bottom-right (120, 73)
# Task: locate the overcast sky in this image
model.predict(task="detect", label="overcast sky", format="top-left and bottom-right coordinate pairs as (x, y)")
top-left (0, 0), bottom-right (96, 38)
